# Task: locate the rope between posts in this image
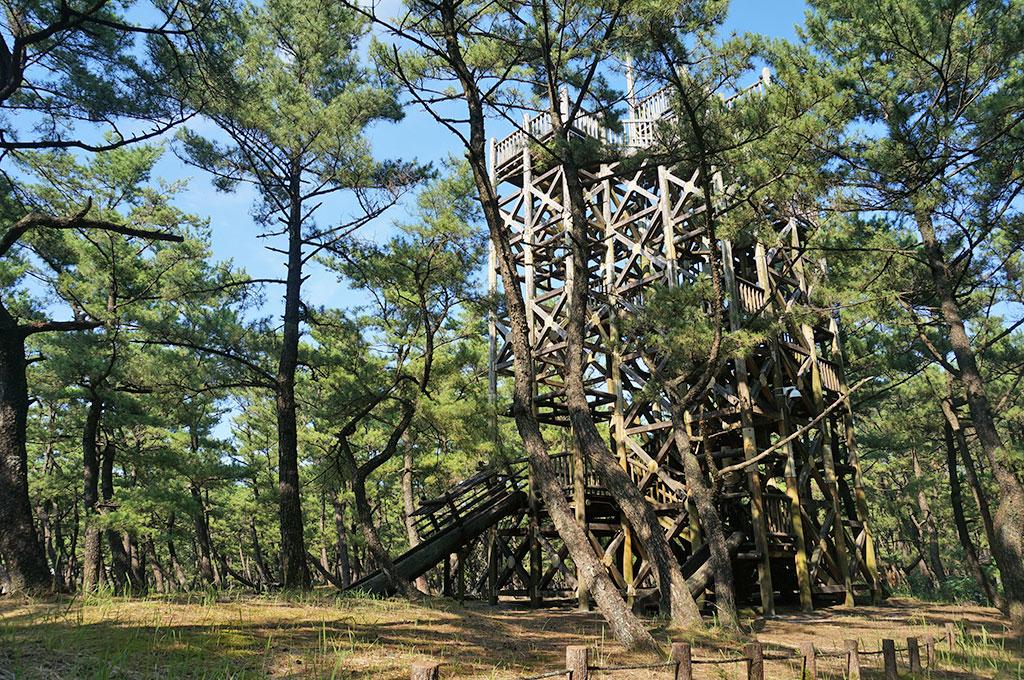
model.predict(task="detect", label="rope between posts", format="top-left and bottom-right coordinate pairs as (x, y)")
top-left (692, 656), bottom-right (748, 665)
top-left (590, 661), bottom-right (678, 672)
top-left (518, 671), bottom-right (571, 680)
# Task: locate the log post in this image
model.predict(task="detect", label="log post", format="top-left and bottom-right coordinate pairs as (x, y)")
top-left (745, 642), bottom-right (764, 680)
top-left (800, 641), bottom-right (816, 680)
top-left (487, 526), bottom-right (498, 605)
top-left (923, 634), bottom-right (935, 668)
top-left (945, 622), bottom-right (957, 649)
top-left (671, 641), bottom-right (692, 680)
top-left (410, 661), bottom-right (440, 680)
top-left (566, 645), bottom-right (589, 680)
top-left (882, 639), bottom-right (897, 680)
top-left (845, 639), bottom-right (860, 680)
top-left (907, 636), bottom-right (921, 673)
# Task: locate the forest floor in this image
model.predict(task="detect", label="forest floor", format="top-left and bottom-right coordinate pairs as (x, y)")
top-left (0, 590), bottom-right (1020, 679)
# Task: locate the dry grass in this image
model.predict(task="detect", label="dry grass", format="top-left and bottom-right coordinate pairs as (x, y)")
top-left (0, 591), bottom-right (1019, 679)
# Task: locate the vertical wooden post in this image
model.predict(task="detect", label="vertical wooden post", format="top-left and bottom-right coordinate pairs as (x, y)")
top-left (755, 242), bottom-right (813, 613)
top-left (844, 639), bottom-right (860, 680)
top-left (410, 661), bottom-right (440, 680)
top-left (907, 636), bottom-right (921, 673)
top-left (601, 166), bottom-right (632, 607)
top-left (487, 526), bottom-right (498, 605)
top-left (456, 549), bottom-right (465, 604)
top-left (566, 645), bottom-right (589, 680)
top-left (882, 639), bottom-right (897, 679)
top-left (724, 239), bottom-right (774, 617)
top-left (923, 634), bottom-right (935, 668)
top-left (945, 622), bottom-right (957, 650)
top-left (671, 641), bottom-right (692, 680)
top-left (829, 313), bottom-right (880, 602)
top-left (791, 225), bottom-right (854, 608)
top-left (522, 135), bottom-right (542, 609)
top-left (442, 553), bottom-right (452, 596)
top-left (800, 641), bottom-right (816, 680)
top-left (745, 642), bottom-right (764, 680)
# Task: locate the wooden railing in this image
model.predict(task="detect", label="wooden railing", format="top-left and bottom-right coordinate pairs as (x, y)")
top-left (492, 68), bottom-right (773, 171)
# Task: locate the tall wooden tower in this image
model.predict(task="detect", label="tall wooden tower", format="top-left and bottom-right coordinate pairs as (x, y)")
top-left (483, 70), bottom-right (880, 613)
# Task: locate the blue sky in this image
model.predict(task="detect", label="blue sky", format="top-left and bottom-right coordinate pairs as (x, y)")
top-left (155, 0), bottom-right (810, 318)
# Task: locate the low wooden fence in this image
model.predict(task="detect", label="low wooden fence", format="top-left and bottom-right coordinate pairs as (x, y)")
top-left (409, 621), bottom-right (962, 679)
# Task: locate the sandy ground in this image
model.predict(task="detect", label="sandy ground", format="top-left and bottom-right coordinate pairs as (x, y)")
top-left (0, 592), bottom-right (1020, 679)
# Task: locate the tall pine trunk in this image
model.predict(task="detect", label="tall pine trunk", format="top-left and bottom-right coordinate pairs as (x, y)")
top-left (0, 309), bottom-right (50, 593)
top-left (276, 169), bottom-right (310, 589)
top-left (81, 395), bottom-right (103, 592)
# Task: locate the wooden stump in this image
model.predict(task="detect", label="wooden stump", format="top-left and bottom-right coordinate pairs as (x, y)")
top-left (800, 641), bottom-right (816, 680)
top-left (566, 645), bottom-right (589, 680)
top-left (907, 636), bottom-right (921, 673)
top-left (923, 634), bottom-right (936, 668)
top-left (745, 642), bottom-right (764, 680)
top-left (882, 639), bottom-right (897, 680)
top-left (410, 661), bottom-right (440, 680)
top-left (945, 622), bottom-right (957, 649)
top-left (671, 642), bottom-right (692, 680)
top-left (845, 639), bottom-right (861, 680)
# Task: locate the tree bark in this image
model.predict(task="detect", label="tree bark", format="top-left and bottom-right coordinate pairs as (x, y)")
top-left (910, 448), bottom-right (946, 583)
top-left (943, 418), bottom-right (1001, 607)
top-left (0, 309), bottom-right (52, 593)
top-left (166, 512), bottom-right (188, 590)
top-left (190, 483), bottom-right (218, 586)
top-left (915, 206), bottom-right (1024, 621)
top-left (669, 401), bottom-right (737, 627)
top-left (81, 395), bottom-right (103, 592)
top-left (557, 128), bottom-right (702, 628)
top-left (461, 94), bottom-right (657, 653)
top-left (942, 399), bottom-right (998, 557)
top-left (101, 441), bottom-right (134, 594)
top-left (402, 444), bottom-right (429, 593)
top-left (333, 492), bottom-right (351, 588)
top-left (276, 167), bottom-right (311, 590)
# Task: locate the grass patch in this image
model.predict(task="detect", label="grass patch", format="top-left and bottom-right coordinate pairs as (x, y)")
top-left (0, 592), bottom-right (1019, 678)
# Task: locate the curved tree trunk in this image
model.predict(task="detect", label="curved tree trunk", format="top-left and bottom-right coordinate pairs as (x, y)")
top-left (670, 401), bottom-right (737, 628)
top-left (558, 143), bottom-right (703, 628)
top-left (944, 419), bottom-right (1001, 607)
top-left (915, 207), bottom-right (1024, 622)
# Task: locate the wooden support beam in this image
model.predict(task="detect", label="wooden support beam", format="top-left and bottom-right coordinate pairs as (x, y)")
top-left (723, 239), bottom-right (774, 617)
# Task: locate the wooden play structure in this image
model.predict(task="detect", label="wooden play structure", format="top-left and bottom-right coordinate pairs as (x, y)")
top-left (351, 68), bottom-right (880, 615)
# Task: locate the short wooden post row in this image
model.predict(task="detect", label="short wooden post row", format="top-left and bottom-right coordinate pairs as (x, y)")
top-left (410, 661), bottom-right (440, 680)
top-left (882, 638), bottom-right (897, 680)
top-left (945, 622), bottom-right (957, 649)
top-left (800, 641), bottom-right (816, 680)
top-left (907, 636), bottom-right (921, 673)
top-left (745, 641), bottom-right (764, 680)
top-left (845, 639), bottom-right (861, 680)
top-left (671, 641), bottom-right (692, 680)
top-left (923, 634), bottom-right (936, 668)
top-left (566, 645), bottom-right (589, 680)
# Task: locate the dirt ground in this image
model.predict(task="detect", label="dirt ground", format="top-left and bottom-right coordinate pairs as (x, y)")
top-left (0, 591), bottom-right (1020, 679)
